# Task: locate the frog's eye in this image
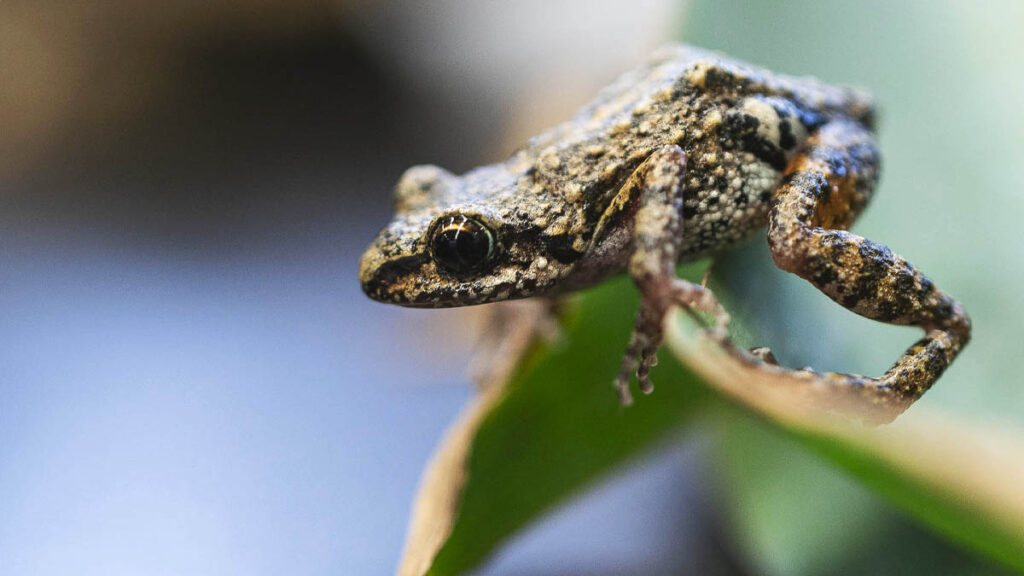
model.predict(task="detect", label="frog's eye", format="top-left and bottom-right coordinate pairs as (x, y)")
top-left (430, 214), bottom-right (496, 276)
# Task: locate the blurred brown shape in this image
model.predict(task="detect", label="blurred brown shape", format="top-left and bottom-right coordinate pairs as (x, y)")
top-left (0, 0), bottom-right (335, 180)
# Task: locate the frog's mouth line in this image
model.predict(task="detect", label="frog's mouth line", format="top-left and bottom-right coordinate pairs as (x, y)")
top-left (364, 270), bottom-right (542, 309)
top-left (359, 255), bottom-right (491, 308)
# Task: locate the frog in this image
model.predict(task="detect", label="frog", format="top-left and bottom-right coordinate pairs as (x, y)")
top-left (359, 44), bottom-right (970, 422)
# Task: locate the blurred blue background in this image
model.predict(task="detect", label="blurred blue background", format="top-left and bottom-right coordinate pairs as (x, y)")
top-left (1, 1), bottom-right (1022, 575)
top-left (0, 2), bottom-right (693, 574)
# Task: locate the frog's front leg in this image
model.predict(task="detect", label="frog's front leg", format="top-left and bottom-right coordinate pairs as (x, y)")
top-left (592, 145), bottom-right (729, 405)
top-left (767, 120), bottom-right (971, 422)
top-left (469, 298), bottom-right (563, 390)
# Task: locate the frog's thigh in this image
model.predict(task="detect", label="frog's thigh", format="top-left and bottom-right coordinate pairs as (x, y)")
top-left (601, 145), bottom-right (728, 405)
top-left (766, 120), bottom-right (971, 422)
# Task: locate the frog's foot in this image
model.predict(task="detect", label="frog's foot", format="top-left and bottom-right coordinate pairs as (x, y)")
top-left (615, 299), bottom-right (660, 406)
top-left (615, 276), bottom-right (730, 405)
top-left (469, 298), bottom-right (562, 390)
top-left (594, 144), bottom-right (738, 404)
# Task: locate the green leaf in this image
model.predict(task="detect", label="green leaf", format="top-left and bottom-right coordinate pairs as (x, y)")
top-left (397, 265), bottom-right (1024, 576)
top-left (398, 265), bottom-right (714, 576)
top-left (713, 410), bottom-right (891, 576)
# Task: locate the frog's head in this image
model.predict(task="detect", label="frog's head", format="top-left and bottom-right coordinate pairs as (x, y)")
top-left (360, 163), bottom-right (580, 308)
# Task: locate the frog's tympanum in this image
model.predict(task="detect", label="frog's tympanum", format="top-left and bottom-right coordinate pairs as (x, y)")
top-left (360, 45), bottom-right (970, 422)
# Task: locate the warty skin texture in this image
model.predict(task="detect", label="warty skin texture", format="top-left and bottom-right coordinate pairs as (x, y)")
top-left (360, 44), bottom-right (969, 421)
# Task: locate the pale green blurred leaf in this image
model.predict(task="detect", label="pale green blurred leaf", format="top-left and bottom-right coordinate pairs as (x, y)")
top-left (713, 409), bottom-right (1011, 576)
top-left (665, 311), bottom-right (1024, 574)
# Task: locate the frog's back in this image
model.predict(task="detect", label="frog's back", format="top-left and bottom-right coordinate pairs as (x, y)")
top-left (518, 44), bottom-right (876, 260)
top-left (530, 44), bottom-right (873, 152)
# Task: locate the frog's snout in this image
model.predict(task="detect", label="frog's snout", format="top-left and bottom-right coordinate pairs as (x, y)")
top-left (358, 245), bottom-right (381, 299)
top-left (358, 243), bottom-right (394, 303)
top-left (359, 241), bottom-right (430, 306)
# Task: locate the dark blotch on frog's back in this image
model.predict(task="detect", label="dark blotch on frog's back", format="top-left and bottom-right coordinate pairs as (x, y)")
top-left (544, 233), bottom-right (585, 264)
top-left (722, 109), bottom-right (786, 169)
top-left (721, 98), bottom-right (825, 170)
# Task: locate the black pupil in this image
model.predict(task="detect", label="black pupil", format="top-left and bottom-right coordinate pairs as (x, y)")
top-left (432, 216), bottom-right (492, 275)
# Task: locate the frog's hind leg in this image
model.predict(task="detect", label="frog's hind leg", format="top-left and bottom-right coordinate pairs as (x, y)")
top-left (767, 120), bottom-right (971, 422)
top-left (595, 145), bottom-right (730, 405)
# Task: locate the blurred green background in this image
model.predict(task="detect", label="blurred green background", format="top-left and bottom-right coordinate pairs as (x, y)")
top-left (0, 1), bottom-right (1021, 575)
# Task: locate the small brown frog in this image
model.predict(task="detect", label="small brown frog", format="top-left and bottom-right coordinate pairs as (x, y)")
top-left (359, 44), bottom-right (970, 421)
